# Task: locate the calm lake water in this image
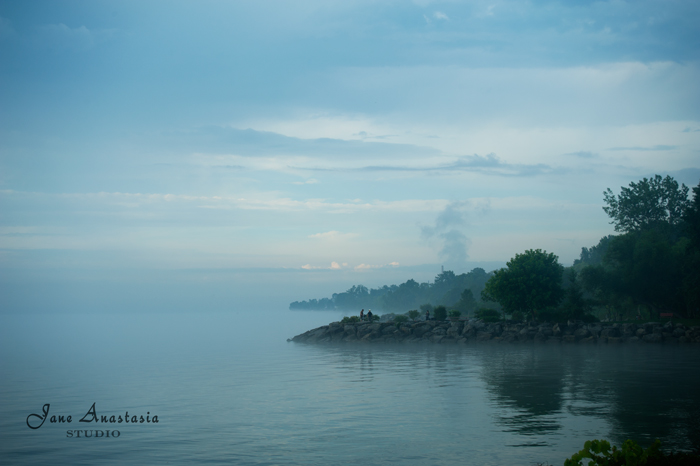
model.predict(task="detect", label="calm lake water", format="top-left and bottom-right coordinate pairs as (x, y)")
top-left (1, 310), bottom-right (699, 465)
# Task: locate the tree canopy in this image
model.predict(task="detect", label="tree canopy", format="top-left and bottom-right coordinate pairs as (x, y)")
top-left (482, 249), bottom-right (564, 319)
top-left (602, 175), bottom-right (690, 233)
top-left (580, 176), bottom-right (699, 318)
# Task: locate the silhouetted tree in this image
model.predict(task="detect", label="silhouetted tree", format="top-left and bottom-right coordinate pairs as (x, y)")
top-left (482, 249), bottom-right (564, 320)
top-left (603, 174), bottom-right (690, 233)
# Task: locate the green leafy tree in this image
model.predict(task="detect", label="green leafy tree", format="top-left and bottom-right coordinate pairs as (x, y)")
top-left (564, 439), bottom-right (661, 466)
top-left (684, 181), bottom-right (700, 247)
top-left (603, 175), bottom-right (690, 233)
top-left (433, 305), bottom-right (447, 321)
top-left (561, 269), bottom-right (592, 320)
top-left (581, 221), bottom-right (688, 318)
top-left (453, 289), bottom-right (477, 317)
top-left (407, 310), bottom-right (420, 321)
top-left (475, 308), bottom-right (501, 322)
top-left (682, 182), bottom-right (700, 316)
top-left (573, 235), bottom-right (615, 268)
top-left (482, 249), bottom-right (564, 320)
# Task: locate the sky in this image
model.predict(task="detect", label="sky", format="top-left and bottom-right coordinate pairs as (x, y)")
top-left (1, 0), bottom-right (699, 312)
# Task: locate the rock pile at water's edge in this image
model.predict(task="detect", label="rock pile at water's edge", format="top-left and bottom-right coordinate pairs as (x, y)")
top-left (289, 320), bottom-right (700, 345)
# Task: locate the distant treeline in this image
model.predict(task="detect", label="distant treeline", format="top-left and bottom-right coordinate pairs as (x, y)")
top-left (291, 175), bottom-right (700, 322)
top-left (289, 268), bottom-right (493, 314)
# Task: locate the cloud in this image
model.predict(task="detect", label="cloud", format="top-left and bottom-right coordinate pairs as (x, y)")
top-left (35, 23), bottom-right (117, 50)
top-left (0, 189), bottom-right (448, 214)
top-left (292, 179), bottom-right (319, 185)
top-left (360, 154), bottom-right (558, 177)
top-left (434, 11), bottom-right (449, 20)
top-left (301, 261), bottom-right (343, 270)
top-left (354, 261), bottom-right (400, 271)
top-left (564, 151), bottom-right (598, 158)
top-left (608, 145), bottom-right (678, 151)
top-left (420, 200), bottom-right (489, 267)
top-left (296, 153), bottom-right (557, 177)
top-left (308, 230), bottom-right (358, 240)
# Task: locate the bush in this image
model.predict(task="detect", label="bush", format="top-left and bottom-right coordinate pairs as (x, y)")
top-left (565, 438), bottom-right (700, 466)
top-left (433, 305), bottom-right (447, 321)
top-left (580, 313), bottom-right (600, 323)
top-left (564, 439), bottom-right (660, 466)
top-left (448, 309), bottom-right (461, 319)
top-left (340, 316), bottom-right (360, 324)
top-left (538, 307), bottom-right (566, 322)
top-left (510, 311), bottom-right (524, 322)
top-left (370, 314), bottom-right (380, 322)
top-left (475, 308), bottom-right (501, 322)
top-left (394, 314), bottom-right (409, 323)
top-left (407, 310), bottom-right (420, 321)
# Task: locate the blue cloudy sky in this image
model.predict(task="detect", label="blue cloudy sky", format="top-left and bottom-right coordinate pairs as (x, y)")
top-left (1, 0), bottom-right (699, 312)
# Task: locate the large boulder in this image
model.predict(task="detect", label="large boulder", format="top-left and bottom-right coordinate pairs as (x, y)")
top-left (601, 327), bottom-right (621, 338)
top-left (413, 324), bottom-right (432, 338)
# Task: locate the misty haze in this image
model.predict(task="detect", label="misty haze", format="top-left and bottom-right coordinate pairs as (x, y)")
top-left (1, 1), bottom-right (700, 465)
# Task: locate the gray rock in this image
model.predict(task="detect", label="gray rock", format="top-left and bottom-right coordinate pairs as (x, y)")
top-left (413, 324), bottom-right (431, 338)
top-left (673, 327), bottom-right (686, 338)
top-left (601, 327), bottom-right (621, 338)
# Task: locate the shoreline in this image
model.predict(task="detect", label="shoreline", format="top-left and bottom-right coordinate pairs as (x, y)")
top-left (290, 319), bottom-right (700, 345)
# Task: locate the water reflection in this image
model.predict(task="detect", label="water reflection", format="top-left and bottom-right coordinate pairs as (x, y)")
top-left (479, 347), bottom-right (566, 437)
top-left (477, 344), bottom-right (700, 451)
top-left (318, 342), bottom-right (700, 453)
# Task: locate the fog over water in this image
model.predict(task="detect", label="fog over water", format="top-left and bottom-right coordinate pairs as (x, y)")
top-left (2, 1), bottom-right (700, 464)
top-left (2, 309), bottom-right (698, 465)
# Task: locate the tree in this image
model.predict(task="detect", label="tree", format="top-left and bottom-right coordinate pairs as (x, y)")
top-left (453, 289), bottom-right (477, 316)
top-left (684, 181), bottom-right (700, 248)
top-left (682, 182), bottom-right (700, 316)
top-left (560, 269), bottom-right (591, 320)
top-left (580, 229), bottom-right (686, 318)
top-left (433, 305), bottom-right (447, 321)
top-left (482, 249), bottom-right (564, 320)
top-left (573, 235), bottom-right (615, 268)
top-left (602, 175), bottom-right (690, 233)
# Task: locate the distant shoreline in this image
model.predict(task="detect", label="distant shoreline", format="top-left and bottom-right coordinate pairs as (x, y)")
top-left (290, 320), bottom-right (700, 345)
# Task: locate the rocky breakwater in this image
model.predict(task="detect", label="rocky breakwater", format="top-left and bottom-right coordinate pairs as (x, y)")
top-left (290, 320), bottom-right (700, 345)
